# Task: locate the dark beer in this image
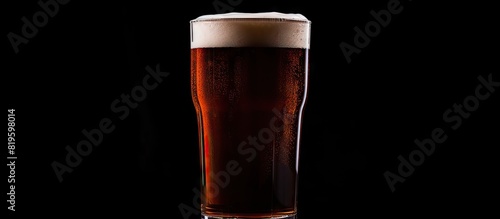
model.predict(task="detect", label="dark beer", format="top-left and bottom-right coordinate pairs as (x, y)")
top-left (190, 13), bottom-right (310, 219)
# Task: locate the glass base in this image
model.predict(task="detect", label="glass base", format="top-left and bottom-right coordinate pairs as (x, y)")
top-left (202, 214), bottom-right (296, 219)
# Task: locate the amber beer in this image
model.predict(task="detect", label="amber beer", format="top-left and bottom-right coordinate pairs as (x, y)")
top-left (190, 12), bottom-right (310, 219)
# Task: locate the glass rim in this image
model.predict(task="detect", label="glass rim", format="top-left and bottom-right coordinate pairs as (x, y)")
top-left (190, 17), bottom-right (311, 24)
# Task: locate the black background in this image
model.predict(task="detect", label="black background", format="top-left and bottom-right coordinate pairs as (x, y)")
top-left (4, 0), bottom-right (499, 218)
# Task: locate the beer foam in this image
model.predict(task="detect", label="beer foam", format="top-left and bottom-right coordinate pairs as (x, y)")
top-left (190, 12), bottom-right (310, 49)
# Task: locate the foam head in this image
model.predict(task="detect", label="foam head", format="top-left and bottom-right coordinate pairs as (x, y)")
top-left (190, 12), bottom-right (311, 49)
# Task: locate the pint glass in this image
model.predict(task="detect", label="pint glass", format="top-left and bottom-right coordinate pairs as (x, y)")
top-left (190, 12), bottom-right (310, 219)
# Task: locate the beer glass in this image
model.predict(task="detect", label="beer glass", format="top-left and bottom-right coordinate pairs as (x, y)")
top-left (190, 12), bottom-right (310, 219)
